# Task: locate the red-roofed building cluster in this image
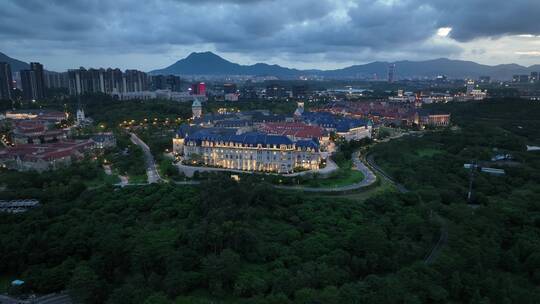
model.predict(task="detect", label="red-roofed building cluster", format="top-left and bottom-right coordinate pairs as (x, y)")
top-left (1, 109), bottom-right (115, 172)
top-left (11, 120), bottom-right (68, 145)
top-left (0, 140), bottom-right (95, 172)
top-left (313, 101), bottom-right (450, 127)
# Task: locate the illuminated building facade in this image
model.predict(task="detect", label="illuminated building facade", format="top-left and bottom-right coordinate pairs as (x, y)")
top-left (176, 131), bottom-right (321, 173)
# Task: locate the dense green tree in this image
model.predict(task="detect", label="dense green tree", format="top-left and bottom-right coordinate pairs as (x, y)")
top-left (68, 264), bottom-right (103, 304)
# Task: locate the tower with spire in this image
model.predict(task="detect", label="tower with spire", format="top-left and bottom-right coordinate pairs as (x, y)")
top-left (192, 98), bottom-right (202, 119)
top-left (294, 101), bottom-right (304, 117)
top-left (75, 97), bottom-right (89, 126)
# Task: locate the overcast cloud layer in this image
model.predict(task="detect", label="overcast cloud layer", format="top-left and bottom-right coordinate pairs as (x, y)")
top-left (1, 0), bottom-right (539, 71)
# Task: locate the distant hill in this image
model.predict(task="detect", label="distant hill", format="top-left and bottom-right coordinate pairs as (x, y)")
top-left (0, 52), bottom-right (29, 73)
top-left (322, 58), bottom-right (535, 80)
top-left (150, 51), bottom-right (301, 78)
top-left (152, 52), bottom-right (539, 80)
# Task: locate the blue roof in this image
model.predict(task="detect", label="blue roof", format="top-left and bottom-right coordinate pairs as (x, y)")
top-left (186, 131), bottom-right (293, 146)
top-left (177, 124), bottom-right (200, 138)
top-left (296, 139), bottom-right (319, 150)
top-left (185, 131), bottom-right (319, 151)
top-left (302, 111), bottom-right (369, 132)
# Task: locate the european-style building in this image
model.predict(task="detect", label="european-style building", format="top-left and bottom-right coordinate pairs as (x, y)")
top-left (175, 131), bottom-right (321, 173)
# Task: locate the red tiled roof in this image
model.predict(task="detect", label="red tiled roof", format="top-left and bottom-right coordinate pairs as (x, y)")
top-left (0, 140), bottom-right (94, 162)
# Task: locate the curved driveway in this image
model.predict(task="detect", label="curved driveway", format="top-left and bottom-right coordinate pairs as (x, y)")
top-left (274, 152), bottom-right (377, 193)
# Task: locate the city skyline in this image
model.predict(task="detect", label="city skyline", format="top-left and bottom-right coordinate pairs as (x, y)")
top-left (1, 0), bottom-right (539, 71)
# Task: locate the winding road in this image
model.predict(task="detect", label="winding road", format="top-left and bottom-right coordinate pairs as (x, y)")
top-left (130, 133), bottom-right (162, 184)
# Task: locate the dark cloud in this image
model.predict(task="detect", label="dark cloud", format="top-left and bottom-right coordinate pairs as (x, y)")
top-left (0, 0), bottom-right (538, 69)
top-left (430, 0), bottom-right (540, 41)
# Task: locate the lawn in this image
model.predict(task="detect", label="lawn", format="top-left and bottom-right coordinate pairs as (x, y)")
top-left (302, 160), bottom-right (365, 188)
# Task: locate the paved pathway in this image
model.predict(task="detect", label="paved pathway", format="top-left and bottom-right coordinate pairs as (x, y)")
top-left (274, 153), bottom-right (377, 193)
top-left (130, 133), bottom-right (162, 184)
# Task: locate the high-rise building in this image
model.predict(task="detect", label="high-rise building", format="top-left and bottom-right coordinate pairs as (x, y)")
top-left (107, 68), bottom-right (124, 93)
top-left (0, 62), bottom-right (13, 100)
top-left (87, 68), bottom-right (105, 93)
top-left (125, 70), bottom-right (148, 93)
top-left (20, 70), bottom-right (38, 101)
top-left (68, 68), bottom-right (88, 95)
top-left (21, 62), bottom-right (46, 100)
top-left (44, 71), bottom-right (69, 89)
top-left (68, 68), bottom-right (147, 95)
top-left (30, 62), bottom-right (45, 99)
top-left (388, 64), bottom-right (396, 83)
top-left (191, 82), bottom-right (206, 95)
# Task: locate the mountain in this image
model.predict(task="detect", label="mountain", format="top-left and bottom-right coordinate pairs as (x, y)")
top-left (150, 51), bottom-right (302, 78)
top-left (0, 52), bottom-right (29, 73)
top-left (152, 52), bottom-right (539, 80)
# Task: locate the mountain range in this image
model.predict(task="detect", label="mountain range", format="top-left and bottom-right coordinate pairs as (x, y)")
top-left (151, 52), bottom-right (539, 80)
top-left (2, 50), bottom-right (538, 80)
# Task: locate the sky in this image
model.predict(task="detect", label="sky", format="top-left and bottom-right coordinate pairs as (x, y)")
top-left (1, 0), bottom-right (540, 72)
